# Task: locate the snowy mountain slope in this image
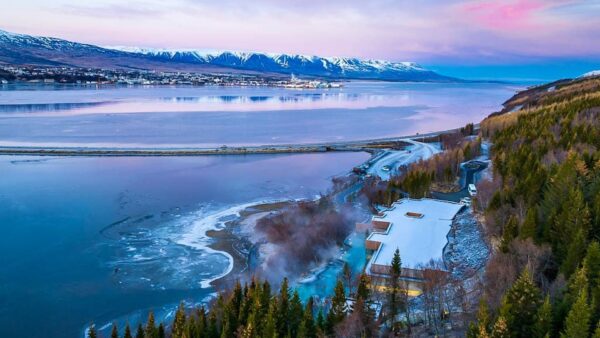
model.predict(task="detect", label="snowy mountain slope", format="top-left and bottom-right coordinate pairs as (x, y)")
top-left (124, 47), bottom-right (451, 81)
top-left (0, 29), bottom-right (455, 81)
top-left (580, 70), bottom-right (600, 78)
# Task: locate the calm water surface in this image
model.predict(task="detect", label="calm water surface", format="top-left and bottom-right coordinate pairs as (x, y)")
top-left (0, 82), bottom-right (518, 147)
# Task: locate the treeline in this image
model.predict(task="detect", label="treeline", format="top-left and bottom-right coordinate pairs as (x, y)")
top-left (88, 275), bottom-right (379, 338)
top-left (362, 125), bottom-right (481, 206)
top-left (87, 249), bottom-right (452, 338)
top-left (471, 79), bottom-right (600, 336)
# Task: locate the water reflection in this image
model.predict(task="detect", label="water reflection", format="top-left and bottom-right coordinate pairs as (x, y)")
top-left (0, 101), bottom-right (111, 113)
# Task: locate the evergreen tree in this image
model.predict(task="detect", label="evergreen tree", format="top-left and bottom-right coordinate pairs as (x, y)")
top-left (499, 269), bottom-right (542, 337)
top-left (297, 297), bottom-right (316, 338)
top-left (207, 312), bottom-right (219, 338)
top-left (500, 216), bottom-right (519, 253)
top-left (124, 324), bottom-right (133, 338)
top-left (87, 324), bottom-right (97, 338)
top-left (172, 303), bottom-right (187, 338)
top-left (315, 308), bottom-right (325, 335)
top-left (561, 288), bottom-right (591, 338)
top-left (356, 273), bottom-right (371, 303)
top-left (111, 323), bottom-right (119, 338)
top-left (593, 321), bottom-right (600, 338)
top-left (196, 306), bottom-right (207, 337)
top-left (387, 248), bottom-right (402, 325)
top-left (534, 295), bottom-right (553, 338)
top-left (157, 323), bottom-right (165, 338)
top-left (585, 241), bottom-right (600, 330)
top-left (277, 278), bottom-right (290, 337)
top-left (327, 279), bottom-right (347, 334)
top-left (263, 298), bottom-right (278, 338)
top-left (562, 229), bottom-right (588, 277)
top-left (135, 324), bottom-right (144, 338)
top-left (145, 311), bottom-right (156, 338)
top-left (468, 299), bottom-right (491, 338)
top-left (584, 241), bottom-right (600, 289)
top-left (491, 316), bottom-right (510, 338)
top-left (288, 291), bottom-right (303, 336)
top-left (552, 188), bottom-right (591, 265)
top-left (343, 262), bottom-right (352, 296)
top-left (520, 207), bottom-right (538, 240)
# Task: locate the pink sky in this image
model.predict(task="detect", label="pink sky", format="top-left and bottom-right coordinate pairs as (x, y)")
top-left (1, 0), bottom-right (599, 64)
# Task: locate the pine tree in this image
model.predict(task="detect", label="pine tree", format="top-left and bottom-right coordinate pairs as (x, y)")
top-left (343, 262), bottom-right (352, 296)
top-left (124, 324), bottom-right (133, 338)
top-left (584, 241), bottom-right (600, 289)
top-left (288, 291), bottom-right (303, 336)
top-left (157, 323), bottom-right (165, 338)
top-left (196, 306), bottom-right (207, 337)
top-left (561, 288), bottom-right (591, 338)
top-left (593, 321), bottom-right (600, 338)
top-left (552, 187), bottom-right (591, 264)
top-left (469, 299), bottom-right (491, 338)
top-left (145, 311), bottom-right (156, 338)
top-left (263, 298), bottom-right (278, 338)
top-left (520, 207), bottom-right (538, 240)
top-left (135, 324), bottom-right (144, 338)
top-left (500, 216), bottom-right (519, 253)
top-left (207, 312), bottom-right (219, 338)
top-left (277, 278), bottom-right (290, 337)
top-left (88, 324), bottom-right (97, 338)
top-left (499, 269), bottom-right (542, 337)
top-left (316, 308), bottom-right (325, 335)
top-left (387, 248), bottom-right (402, 325)
top-left (172, 303), bottom-right (187, 338)
top-left (327, 279), bottom-right (347, 334)
top-left (356, 273), bottom-right (371, 304)
top-left (534, 295), bottom-right (553, 338)
top-left (584, 241), bottom-right (600, 327)
top-left (297, 297), bottom-right (316, 338)
top-left (562, 228), bottom-right (588, 277)
top-left (241, 321), bottom-right (255, 338)
top-left (491, 316), bottom-right (510, 338)
top-left (111, 323), bottom-right (119, 338)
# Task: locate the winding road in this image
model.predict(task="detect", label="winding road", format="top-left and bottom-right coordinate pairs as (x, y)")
top-left (366, 139), bottom-right (441, 180)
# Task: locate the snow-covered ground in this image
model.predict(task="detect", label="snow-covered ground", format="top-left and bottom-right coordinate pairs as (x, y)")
top-left (580, 70), bottom-right (600, 78)
top-left (367, 139), bottom-right (441, 180)
top-left (366, 198), bottom-right (464, 270)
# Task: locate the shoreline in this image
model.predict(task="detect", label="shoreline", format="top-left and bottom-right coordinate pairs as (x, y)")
top-left (205, 200), bottom-right (295, 289)
top-left (0, 127), bottom-right (463, 157)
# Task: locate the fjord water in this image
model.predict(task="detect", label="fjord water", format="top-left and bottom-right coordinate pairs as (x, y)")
top-left (0, 82), bottom-right (515, 337)
top-left (0, 153), bottom-right (369, 337)
top-left (0, 82), bottom-right (517, 147)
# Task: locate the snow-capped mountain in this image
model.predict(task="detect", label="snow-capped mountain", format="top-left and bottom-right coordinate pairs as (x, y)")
top-left (580, 70), bottom-right (600, 78)
top-left (117, 47), bottom-right (450, 81)
top-left (0, 29), bottom-right (455, 81)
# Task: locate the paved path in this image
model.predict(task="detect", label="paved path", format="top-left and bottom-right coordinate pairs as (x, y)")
top-left (431, 160), bottom-right (488, 202)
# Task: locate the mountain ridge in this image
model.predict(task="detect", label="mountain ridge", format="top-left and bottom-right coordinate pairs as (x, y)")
top-left (0, 29), bottom-right (455, 82)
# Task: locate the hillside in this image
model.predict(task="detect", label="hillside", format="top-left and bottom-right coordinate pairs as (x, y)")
top-left (473, 75), bottom-right (600, 336)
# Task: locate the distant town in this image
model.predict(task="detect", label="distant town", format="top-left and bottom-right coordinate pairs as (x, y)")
top-left (0, 65), bottom-right (343, 89)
